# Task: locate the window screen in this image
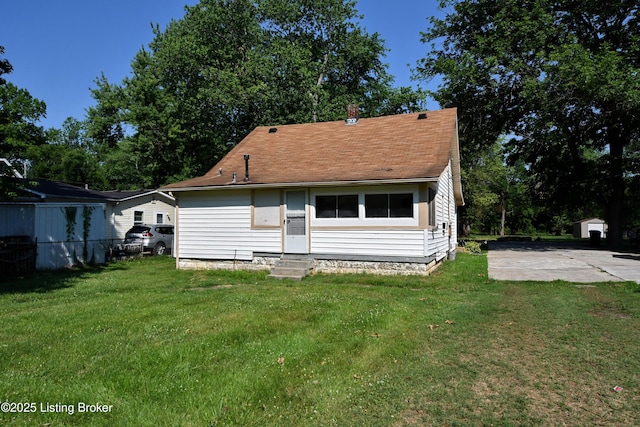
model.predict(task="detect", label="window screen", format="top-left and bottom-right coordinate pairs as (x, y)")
top-left (253, 190), bottom-right (281, 226)
top-left (316, 195), bottom-right (358, 218)
top-left (365, 193), bottom-right (413, 218)
top-left (428, 187), bottom-right (436, 226)
top-left (365, 194), bottom-right (388, 218)
top-left (390, 193), bottom-right (413, 217)
top-left (134, 210), bottom-right (144, 225)
top-left (337, 195), bottom-right (358, 217)
top-left (316, 195), bottom-right (337, 218)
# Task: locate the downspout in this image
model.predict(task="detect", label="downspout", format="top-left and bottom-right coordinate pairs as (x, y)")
top-left (174, 195), bottom-right (180, 268)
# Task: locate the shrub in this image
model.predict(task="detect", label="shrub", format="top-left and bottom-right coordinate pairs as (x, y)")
top-left (465, 241), bottom-right (482, 254)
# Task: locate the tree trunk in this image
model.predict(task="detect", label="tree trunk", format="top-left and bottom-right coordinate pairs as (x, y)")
top-left (310, 53), bottom-right (329, 123)
top-left (607, 136), bottom-right (625, 249)
top-left (499, 197), bottom-right (506, 236)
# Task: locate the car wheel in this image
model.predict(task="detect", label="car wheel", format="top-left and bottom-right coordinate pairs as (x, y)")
top-left (153, 242), bottom-right (166, 255)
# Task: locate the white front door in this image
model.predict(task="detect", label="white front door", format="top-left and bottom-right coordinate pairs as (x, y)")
top-left (284, 190), bottom-right (308, 254)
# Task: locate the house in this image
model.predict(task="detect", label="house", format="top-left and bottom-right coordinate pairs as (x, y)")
top-left (573, 218), bottom-right (608, 239)
top-left (100, 189), bottom-right (175, 243)
top-left (0, 180), bottom-right (175, 269)
top-left (162, 108), bottom-right (464, 275)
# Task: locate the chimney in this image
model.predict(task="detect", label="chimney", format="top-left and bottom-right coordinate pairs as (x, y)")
top-left (345, 104), bottom-right (359, 125)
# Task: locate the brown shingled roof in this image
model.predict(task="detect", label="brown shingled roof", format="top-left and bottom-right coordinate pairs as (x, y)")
top-left (163, 108), bottom-right (462, 204)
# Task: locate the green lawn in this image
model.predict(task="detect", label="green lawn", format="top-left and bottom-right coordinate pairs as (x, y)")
top-left (1, 254), bottom-right (639, 426)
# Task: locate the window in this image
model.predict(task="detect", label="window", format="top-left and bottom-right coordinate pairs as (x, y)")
top-left (365, 193), bottom-right (413, 218)
top-left (315, 195), bottom-right (358, 218)
top-left (428, 187), bottom-right (436, 227)
top-left (156, 212), bottom-right (164, 224)
top-left (134, 210), bottom-right (144, 225)
top-left (156, 226), bottom-right (174, 235)
top-left (253, 190), bottom-right (281, 227)
top-left (364, 194), bottom-right (387, 218)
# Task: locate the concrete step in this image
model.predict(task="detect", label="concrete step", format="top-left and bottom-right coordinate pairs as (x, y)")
top-left (268, 273), bottom-right (306, 281)
top-left (275, 259), bottom-right (314, 269)
top-left (270, 266), bottom-right (309, 276)
top-left (268, 256), bottom-right (315, 280)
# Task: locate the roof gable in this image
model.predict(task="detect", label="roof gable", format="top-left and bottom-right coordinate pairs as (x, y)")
top-left (164, 109), bottom-right (462, 204)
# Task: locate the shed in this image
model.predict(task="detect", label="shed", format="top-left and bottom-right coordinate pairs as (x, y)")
top-left (573, 218), bottom-right (608, 239)
top-left (0, 203), bottom-right (106, 269)
top-left (162, 108), bottom-right (464, 275)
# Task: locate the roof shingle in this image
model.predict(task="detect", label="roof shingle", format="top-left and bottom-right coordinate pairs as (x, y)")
top-left (164, 109), bottom-right (460, 192)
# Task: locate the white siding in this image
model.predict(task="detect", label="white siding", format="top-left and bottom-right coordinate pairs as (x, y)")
top-left (177, 190), bottom-right (281, 261)
top-left (175, 172), bottom-right (459, 263)
top-left (311, 229), bottom-right (425, 257)
top-left (34, 203), bottom-right (106, 270)
top-left (105, 195), bottom-right (175, 242)
top-left (0, 203), bottom-right (106, 270)
top-left (0, 205), bottom-right (35, 236)
top-left (425, 161), bottom-right (457, 261)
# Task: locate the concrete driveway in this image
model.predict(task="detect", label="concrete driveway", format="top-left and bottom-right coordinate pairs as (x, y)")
top-left (487, 241), bottom-right (640, 283)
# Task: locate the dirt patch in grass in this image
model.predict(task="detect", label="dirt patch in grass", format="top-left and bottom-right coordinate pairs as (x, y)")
top-left (581, 286), bottom-right (633, 319)
top-left (186, 284), bottom-right (236, 291)
top-left (589, 306), bottom-right (632, 319)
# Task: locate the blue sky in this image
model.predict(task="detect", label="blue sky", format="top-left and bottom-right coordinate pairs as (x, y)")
top-left (2, 1), bottom-right (445, 130)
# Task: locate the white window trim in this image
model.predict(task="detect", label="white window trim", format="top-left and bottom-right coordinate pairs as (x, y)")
top-left (133, 210), bottom-right (144, 225)
top-left (310, 185), bottom-right (419, 227)
top-left (154, 211), bottom-right (166, 224)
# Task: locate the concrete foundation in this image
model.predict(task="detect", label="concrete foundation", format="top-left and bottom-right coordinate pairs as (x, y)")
top-left (178, 256), bottom-right (443, 276)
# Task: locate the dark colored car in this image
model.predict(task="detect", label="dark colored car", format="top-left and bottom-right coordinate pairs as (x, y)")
top-left (124, 224), bottom-right (174, 255)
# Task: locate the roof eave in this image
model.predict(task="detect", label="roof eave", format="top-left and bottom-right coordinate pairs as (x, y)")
top-left (450, 115), bottom-right (465, 207)
top-left (164, 177), bottom-right (440, 193)
top-left (111, 189), bottom-right (176, 203)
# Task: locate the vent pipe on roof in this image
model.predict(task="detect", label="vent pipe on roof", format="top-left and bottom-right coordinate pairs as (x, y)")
top-left (345, 104), bottom-right (359, 125)
top-left (417, 113), bottom-right (428, 120)
top-left (244, 154), bottom-right (250, 181)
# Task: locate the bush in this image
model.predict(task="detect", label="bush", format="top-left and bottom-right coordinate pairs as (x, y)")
top-left (464, 241), bottom-right (482, 254)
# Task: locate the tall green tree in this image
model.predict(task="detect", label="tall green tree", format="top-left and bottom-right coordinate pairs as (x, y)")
top-left (462, 139), bottom-right (534, 236)
top-left (88, 0), bottom-right (424, 189)
top-left (27, 117), bottom-right (106, 188)
top-left (416, 0), bottom-right (639, 247)
top-left (0, 46), bottom-right (47, 198)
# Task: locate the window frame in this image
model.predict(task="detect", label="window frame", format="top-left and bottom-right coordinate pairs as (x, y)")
top-left (133, 210), bottom-right (144, 226)
top-left (364, 193), bottom-right (414, 219)
top-left (252, 189), bottom-right (281, 228)
top-left (428, 187), bottom-right (437, 228)
top-left (311, 186), bottom-right (419, 228)
top-left (315, 194), bottom-right (359, 219)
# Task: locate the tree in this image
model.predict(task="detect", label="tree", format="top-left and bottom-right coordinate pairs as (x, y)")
top-left (0, 46), bottom-right (47, 198)
top-left (462, 139), bottom-right (534, 236)
top-left (27, 118), bottom-right (106, 188)
top-left (88, 0), bottom-right (424, 188)
top-left (0, 46), bottom-right (12, 85)
top-left (416, 0), bottom-right (639, 247)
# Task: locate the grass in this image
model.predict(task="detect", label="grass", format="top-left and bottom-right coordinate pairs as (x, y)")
top-left (1, 254), bottom-right (639, 426)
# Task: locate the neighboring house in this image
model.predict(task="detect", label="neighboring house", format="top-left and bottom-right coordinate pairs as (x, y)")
top-left (0, 180), bottom-right (175, 269)
top-left (162, 108), bottom-right (464, 275)
top-left (100, 189), bottom-right (175, 243)
top-left (573, 218), bottom-right (608, 239)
